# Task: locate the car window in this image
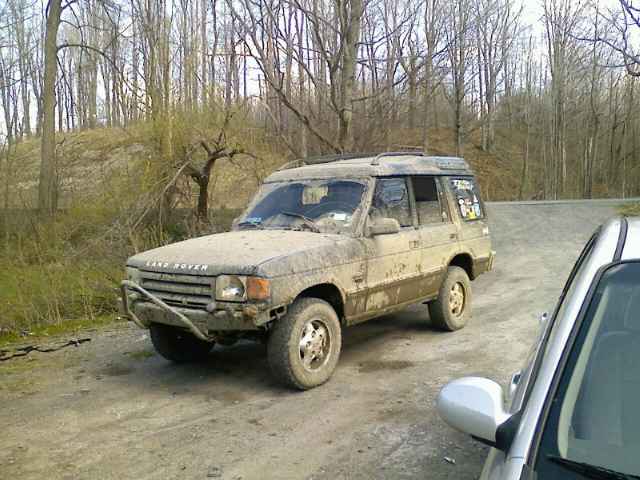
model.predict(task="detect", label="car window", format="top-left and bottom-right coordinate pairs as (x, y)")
top-left (449, 177), bottom-right (484, 221)
top-left (370, 177), bottom-right (412, 227)
top-left (411, 176), bottom-right (449, 225)
top-left (534, 262), bottom-right (640, 479)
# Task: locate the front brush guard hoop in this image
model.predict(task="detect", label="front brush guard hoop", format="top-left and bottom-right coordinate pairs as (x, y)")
top-left (120, 279), bottom-right (212, 342)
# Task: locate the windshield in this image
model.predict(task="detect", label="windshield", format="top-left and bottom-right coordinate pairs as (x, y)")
top-left (536, 262), bottom-right (640, 479)
top-left (235, 179), bottom-right (368, 235)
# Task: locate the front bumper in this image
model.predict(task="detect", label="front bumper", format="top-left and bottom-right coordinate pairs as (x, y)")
top-left (488, 250), bottom-right (496, 271)
top-left (473, 250), bottom-right (496, 278)
top-left (120, 280), bottom-right (268, 340)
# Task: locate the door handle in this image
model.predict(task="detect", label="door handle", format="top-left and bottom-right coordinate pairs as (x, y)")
top-left (449, 233), bottom-right (458, 240)
top-left (409, 240), bottom-right (421, 249)
top-left (353, 273), bottom-right (365, 283)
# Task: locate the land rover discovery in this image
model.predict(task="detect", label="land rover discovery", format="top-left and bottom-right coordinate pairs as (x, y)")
top-left (121, 152), bottom-right (495, 389)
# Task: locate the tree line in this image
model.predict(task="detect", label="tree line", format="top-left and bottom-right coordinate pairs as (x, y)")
top-left (1, 0), bottom-right (639, 216)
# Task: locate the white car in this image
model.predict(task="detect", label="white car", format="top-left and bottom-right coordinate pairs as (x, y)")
top-left (437, 216), bottom-right (640, 480)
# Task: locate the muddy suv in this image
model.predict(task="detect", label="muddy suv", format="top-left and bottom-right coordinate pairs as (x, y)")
top-left (121, 152), bottom-right (494, 389)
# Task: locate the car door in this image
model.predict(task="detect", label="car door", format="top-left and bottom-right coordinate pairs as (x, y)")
top-left (410, 176), bottom-right (460, 298)
top-left (363, 177), bottom-right (422, 313)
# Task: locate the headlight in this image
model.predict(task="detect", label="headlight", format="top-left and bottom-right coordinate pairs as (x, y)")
top-left (216, 275), bottom-right (247, 301)
top-left (215, 276), bottom-right (271, 302)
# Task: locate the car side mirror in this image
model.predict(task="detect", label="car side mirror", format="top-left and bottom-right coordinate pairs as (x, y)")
top-left (437, 377), bottom-right (513, 450)
top-left (367, 217), bottom-right (400, 236)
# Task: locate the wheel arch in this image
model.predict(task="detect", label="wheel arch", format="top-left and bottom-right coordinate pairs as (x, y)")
top-left (448, 252), bottom-right (475, 280)
top-left (296, 283), bottom-right (346, 322)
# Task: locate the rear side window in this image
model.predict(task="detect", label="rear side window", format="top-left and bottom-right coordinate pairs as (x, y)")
top-left (449, 177), bottom-right (484, 221)
top-left (411, 176), bottom-right (449, 225)
top-left (370, 178), bottom-right (412, 227)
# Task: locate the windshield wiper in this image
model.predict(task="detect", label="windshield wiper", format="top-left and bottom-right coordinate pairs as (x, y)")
top-left (279, 211), bottom-right (320, 233)
top-left (548, 455), bottom-right (640, 480)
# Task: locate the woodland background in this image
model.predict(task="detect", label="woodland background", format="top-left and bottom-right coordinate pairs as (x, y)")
top-left (1, 0), bottom-right (639, 338)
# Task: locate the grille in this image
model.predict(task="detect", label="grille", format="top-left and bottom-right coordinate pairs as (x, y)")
top-left (138, 270), bottom-right (214, 309)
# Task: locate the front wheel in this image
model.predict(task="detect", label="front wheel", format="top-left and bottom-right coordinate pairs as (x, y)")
top-left (149, 323), bottom-right (214, 363)
top-left (428, 266), bottom-right (472, 331)
top-left (267, 298), bottom-right (342, 390)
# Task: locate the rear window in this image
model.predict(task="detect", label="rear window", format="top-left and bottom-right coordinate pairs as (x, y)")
top-left (449, 177), bottom-right (484, 221)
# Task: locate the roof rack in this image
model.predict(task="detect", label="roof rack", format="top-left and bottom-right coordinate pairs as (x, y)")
top-left (277, 153), bottom-right (375, 171)
top-left (370, 151), bottom-right (425, 166)
top-left (276, 150), bottom-right (428, 171)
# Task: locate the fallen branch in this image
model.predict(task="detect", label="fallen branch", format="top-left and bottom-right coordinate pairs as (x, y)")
top-left (0, 338), bottom-right (91, 362)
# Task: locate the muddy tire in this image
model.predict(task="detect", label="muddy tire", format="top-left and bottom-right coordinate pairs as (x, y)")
top-left (267, 298), bottom-right (342, 390)
top-left (428, 266), bottom-right (472, 331)
top-left (149, 323), bottom-right (214, 363)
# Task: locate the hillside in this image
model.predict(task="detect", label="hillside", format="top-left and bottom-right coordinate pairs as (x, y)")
top-left (2, 122), bottom-right (524, 212)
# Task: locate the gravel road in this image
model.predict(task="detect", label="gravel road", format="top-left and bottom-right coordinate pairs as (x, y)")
top-left (0, 201), bottom-right (625, 480)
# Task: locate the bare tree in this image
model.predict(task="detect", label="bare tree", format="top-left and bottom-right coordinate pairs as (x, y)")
top-left (38, 0), bottom-right (63, 216)
top-left (543, 0), bottom-right (585, 199)
top-left (594, 0), bottom-right (640, 76)
top-left (474, 0), bottom-right (521, 151)
top-left (443, 0), bottom-right (472, 156)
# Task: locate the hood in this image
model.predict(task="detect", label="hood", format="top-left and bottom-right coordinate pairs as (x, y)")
top-left (127, 229), bottom-right (365, 277)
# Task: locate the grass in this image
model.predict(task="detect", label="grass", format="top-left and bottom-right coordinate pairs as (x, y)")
top-left (0, 203), bottom-right (239, 345)
top-left (619, 202), bottom-right (640, 216)
top-left (0, 315), bottom-right (121, 348)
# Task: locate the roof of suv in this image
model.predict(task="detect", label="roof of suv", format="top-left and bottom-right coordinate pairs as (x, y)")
top-left (265, 153), bottom-right (473, 183)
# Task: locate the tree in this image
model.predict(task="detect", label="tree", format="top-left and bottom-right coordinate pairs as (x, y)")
top-left (38, 0), bottom-right (62, 216)
top-left (543, 0), bottom-right (585, 199)
top-left (595, 0), bottom-right (640, 76)
top-left (229, 0), bottom-right (364, 154)
top-left (443, 0), bottom-right (472, 156)
top-left (474, 0), bottom-right (521, 151)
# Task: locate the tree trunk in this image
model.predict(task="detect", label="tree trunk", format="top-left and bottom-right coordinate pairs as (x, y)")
top-left (38, 0), bottom-right (62, 217)
top-left (196, 176), bottom-right (210, 219)
top-left (337, 0), bottom-right (364, 153)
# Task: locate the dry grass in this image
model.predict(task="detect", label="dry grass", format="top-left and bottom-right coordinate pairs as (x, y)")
top-left (619, 203), bottom-right (640, 217)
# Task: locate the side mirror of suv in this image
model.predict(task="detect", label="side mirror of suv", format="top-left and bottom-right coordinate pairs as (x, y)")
top-left (367, 217), bottom-right (400, 236)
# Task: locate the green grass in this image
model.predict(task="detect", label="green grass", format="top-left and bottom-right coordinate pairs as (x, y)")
top-left (0, 203), bottom-right (238, 344)
top-left (0, 314), bottom-right (121, 348)
top-left (619, 202), bottom-right (640, 216)
top-left (0, 260), bottom-right (122, 335)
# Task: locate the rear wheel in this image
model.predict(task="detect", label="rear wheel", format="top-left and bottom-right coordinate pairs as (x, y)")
top-left (267, 298), bottom-right (342, 390)
top-left (428, 266), bottom-right (472, 331)
top-left (149, 323), bottom-right (214, 363)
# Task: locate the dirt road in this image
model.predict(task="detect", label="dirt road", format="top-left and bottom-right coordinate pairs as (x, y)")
top-left (0, 201), bottom-right (623, 480)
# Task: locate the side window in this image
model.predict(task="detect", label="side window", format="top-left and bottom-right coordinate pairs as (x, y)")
top-left (370, 178), bottom-right (412, 227)
top-left (411, 176), bottom-right (449, 225)
top-left (449, 177), bottom-right (484, 221)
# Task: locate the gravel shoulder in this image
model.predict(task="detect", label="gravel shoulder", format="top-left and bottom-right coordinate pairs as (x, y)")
top-left (0, 202), bottom-right (620, 480)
